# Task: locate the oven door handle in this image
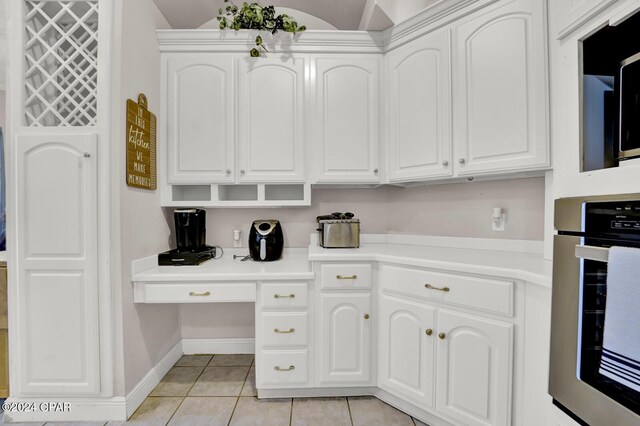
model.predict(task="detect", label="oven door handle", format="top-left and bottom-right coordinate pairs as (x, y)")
top-left (575, 245), bottom-right (609, 263)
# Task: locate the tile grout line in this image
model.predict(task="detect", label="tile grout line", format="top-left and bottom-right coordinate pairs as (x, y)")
top-left (346, 397), bottom-right (355, 426)
top-left (289, 397), bottom-right (294, 426)
top-left (162, 354), bottom-right (211, 425)
top-left (227, 359), bottom-right (254, 426)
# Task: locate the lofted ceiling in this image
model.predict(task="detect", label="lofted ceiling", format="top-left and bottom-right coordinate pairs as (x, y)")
top-left (152, 0), bottom-right (369, 30)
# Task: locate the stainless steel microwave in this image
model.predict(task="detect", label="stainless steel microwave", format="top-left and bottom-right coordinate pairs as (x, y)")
top-left (619, 52), bottom-right (640, 160)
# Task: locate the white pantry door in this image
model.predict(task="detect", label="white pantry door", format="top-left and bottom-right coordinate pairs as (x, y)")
top-left (16, 133), bottom-right (101, 395)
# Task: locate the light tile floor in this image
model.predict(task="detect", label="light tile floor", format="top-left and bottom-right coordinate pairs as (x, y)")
top-left (4, 354), bottom-right (431, 426)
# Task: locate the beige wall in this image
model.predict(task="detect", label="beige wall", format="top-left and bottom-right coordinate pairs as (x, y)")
top-left (118, 0), bottom-right (179, 395)
top-left (193, 177), bottom-right (544, 249)
top-left (177, 177), bottom-right (545, 340)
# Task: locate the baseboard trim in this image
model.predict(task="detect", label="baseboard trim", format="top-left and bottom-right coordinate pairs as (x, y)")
top-left (125, 340), bottom-right (183, 418)
top-left (182, 338), bottom-right (255, 355)
top-left (2, 397), bottom-right (127, 422)
top-left (258, 387), bottom-right (377, 399)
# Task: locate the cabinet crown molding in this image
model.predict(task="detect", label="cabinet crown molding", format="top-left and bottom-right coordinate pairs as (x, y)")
top-left (156, 30), bottom-right (385, 53)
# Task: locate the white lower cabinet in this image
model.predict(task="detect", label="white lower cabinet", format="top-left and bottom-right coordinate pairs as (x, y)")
top-left (378, 294), bottom-right (436, 408)
top-left (376, 263), bottom-right (515, 426)
top-left (436, 309), bottom-right (513, 426)
top-left (319, 293), bottom-right (372, 384)
top-left (257, 282), bottom-right (311, 389)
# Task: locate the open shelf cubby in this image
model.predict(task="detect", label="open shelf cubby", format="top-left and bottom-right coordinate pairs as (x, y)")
top-left (164, 183), bottom-right (310, 207)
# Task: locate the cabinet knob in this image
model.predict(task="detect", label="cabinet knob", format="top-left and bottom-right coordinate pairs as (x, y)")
top-left (458, 158), bottom-right (466, 165)
top-left (83, 152), bottom-right (91, 158)
top-left (226, 169), bottom-right (231, 175)
top-left (374, 168), bottom-right (379, 174)
top-left (364, 313), bottom-right (370, 320)
top-left (240, 169), bottom-right (245, 174)
top-left (438, 332), bottom-right (446, 340)
top-left (426, 329), bottom-right (433, 336)
top-left (442, 160), bottom-right (448, 167)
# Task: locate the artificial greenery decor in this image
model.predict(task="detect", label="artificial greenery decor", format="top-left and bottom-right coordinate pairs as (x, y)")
top-left (217, 0), bottom-right (306, 57)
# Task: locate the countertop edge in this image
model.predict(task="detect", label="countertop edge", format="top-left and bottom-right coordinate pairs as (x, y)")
top-left (308, 250), bottom-right (552, 289)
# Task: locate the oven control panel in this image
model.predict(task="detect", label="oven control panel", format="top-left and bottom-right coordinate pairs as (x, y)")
top-left (585, 201), bottom-right (640, 236)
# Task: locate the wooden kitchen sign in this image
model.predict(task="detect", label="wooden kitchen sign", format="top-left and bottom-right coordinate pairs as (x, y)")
top-left (126, 93), bottom-right (157, 190)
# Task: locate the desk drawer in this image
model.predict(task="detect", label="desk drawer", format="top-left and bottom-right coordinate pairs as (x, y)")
top-left (260, 283), bottom-right (308, 309)
top-left (380, 264), bottom-right (513, 316)
top-left (260, 350), bottom-right (308, 385)
top-left (142, 282), bottom-right (256, 303)
top-left (261, 312), bottom-right (308, 347)
top-left (321, 264), bottom-right (372, 290)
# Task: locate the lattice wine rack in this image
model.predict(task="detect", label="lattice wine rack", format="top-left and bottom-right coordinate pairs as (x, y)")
top-left (24, 0), bottom-right (99, 126)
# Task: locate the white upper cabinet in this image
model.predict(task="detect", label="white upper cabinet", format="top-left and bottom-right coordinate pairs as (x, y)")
top-left (387, 29), bottom-right (453, 182)
top-left (238, 56), bottom-right (306, 182)
top-left (452, 0), bottom-right (549, 175)
top-left (319, 293), bottom-right (372, 384)
top-left (378, 295), bottom-right (436, 408)
top-left (166, 55), bottom-right (235, 183)
top-left (16, 133), bottom-right (101, 396)
top-left (312, 56), bottom-right (381, 183)
top-left (436, 309), bottom-right (513, 426)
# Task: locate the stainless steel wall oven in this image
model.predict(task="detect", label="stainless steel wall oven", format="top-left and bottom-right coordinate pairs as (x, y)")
top-left (550, 195), bottom-right (640, 425)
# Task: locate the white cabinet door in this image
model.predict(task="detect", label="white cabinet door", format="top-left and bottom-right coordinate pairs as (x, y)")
top-left (378, 295), bottom-right (436, 408)
top-left (166, 55), bottom-right (235, 183)
top-left (313, 56), bottom-right (381, 183)
top-left (436, 309), bottom-right (513, 426)
top-left (387, 29), bottom-right (453, 182)
top-left (238, 56), bottom-right (306, 182)
top-left (319, 293), bottom-right (372, 384)
top-left (16, 134), bottom-right (100, 395)
top-left (453, 0), bottom-right (549, 175)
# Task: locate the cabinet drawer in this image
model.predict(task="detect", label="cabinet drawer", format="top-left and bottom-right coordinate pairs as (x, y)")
top-left (260, 350), bottom-right (308, 385)
top-left (321, 264), bottom-right (372, 290)
top-left (142, 282), bottom-right (256, 303)
top-left (260, 282), bottom-right (308, 309)
top-left (260, 312), bottom-right (308, 347)
top-left (380, 264), bottom-right (513, 316)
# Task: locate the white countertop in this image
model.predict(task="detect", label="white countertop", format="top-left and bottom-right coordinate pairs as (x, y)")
top-left (132, 248), bottom-right (315, 282)
top-left (132, 236), bottom-right (552, 287)
top-left (308, 242), bottom-right (552, 287)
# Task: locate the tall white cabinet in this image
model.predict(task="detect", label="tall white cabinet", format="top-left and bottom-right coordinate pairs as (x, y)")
top-left (166, 55), bottom-right (235, 183)
top-left (452, 0), bottom-right (549, 175)
top-left (16, 134), bottom-right (101, 395)
top-left (312, 56), bottom-right (382, 183)
top-left (238, 57), bottom-right (306, 182)
top-left (387, 30), bottom-right (453, 182)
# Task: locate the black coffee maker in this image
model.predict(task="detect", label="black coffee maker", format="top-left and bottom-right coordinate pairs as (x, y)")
top-left (158, 209), bottom-right (216, 266)
top-left (175, 208), bottom-right (206, 251)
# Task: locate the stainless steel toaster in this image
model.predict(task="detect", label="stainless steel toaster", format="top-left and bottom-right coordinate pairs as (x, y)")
top-left (316, 213), bottom-right (360, 248)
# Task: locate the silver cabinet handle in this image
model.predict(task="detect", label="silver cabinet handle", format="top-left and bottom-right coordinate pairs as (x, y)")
top-left (274, 365), bottom-right (295, 371)
top-left (575, 245), bottom-right (609, 263)
top-left (189, 291), bottom-right (211, 297)
top-left (458, 158), bottom-right (466, 164)
top-left (240, 169), bottom-right (246, 174)
top-left (226, 169), bottom-right (231, 175)
top-left (274, 328), bottom-right (295, 334)
top-left (274, 293), bottom-right (295, 299)
top-left (374, 168), bottom-right (379, 174)
top-left (336, 274), bottom-right (357, 280)
top-left (425, 284), bottom-right (450, 292)
top-left (442, 160), bottom-right (448, 167)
